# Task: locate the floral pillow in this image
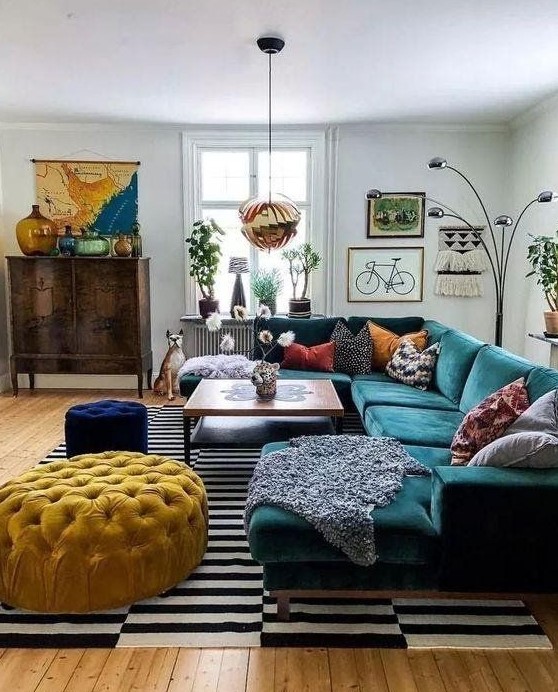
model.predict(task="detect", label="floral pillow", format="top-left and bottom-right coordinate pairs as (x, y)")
top-left (450, 378), bottom-right (530, 465)
top-left (385, 340), bottom-right (440, 391)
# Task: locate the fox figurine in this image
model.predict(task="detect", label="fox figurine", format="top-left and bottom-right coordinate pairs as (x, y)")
top-left (153, 330), bottom-right (186, 401)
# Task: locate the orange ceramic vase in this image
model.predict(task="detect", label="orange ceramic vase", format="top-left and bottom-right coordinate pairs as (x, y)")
top-left (16, 205), bottom-right (58, 256)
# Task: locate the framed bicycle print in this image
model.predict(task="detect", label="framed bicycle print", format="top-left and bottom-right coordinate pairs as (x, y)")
top-left (367, 192), bottom-right (425, 238)
top-left (347, 247), bottom-right (424, 302)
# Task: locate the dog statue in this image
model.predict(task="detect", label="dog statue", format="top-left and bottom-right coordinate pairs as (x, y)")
top-left (153, 330), bottom-right (186, 401)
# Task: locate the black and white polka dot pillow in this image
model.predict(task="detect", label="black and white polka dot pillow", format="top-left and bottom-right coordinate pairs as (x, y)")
top-left (386, 340), bottom-right (440, 390)
top-left (330, 320), bottom-right (373, 375)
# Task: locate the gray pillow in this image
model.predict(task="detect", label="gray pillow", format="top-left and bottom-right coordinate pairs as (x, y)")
top-left (468, 431), bottom-right (558, 468)
top-left (505, 389), bottom-right (558, 436)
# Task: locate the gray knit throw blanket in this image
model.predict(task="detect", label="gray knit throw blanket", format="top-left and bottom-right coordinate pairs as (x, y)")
top-left (244, 435), bottom-right (430, 566)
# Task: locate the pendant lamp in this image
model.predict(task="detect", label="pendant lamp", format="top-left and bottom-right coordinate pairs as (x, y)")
top-left (239, 36), bottom-right (301, 252)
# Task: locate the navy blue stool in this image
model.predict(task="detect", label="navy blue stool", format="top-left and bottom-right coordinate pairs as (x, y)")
top-left (65, 400), bottom-right (148, 458)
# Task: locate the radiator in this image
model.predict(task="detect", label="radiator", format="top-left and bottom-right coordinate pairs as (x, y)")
top-left (181, 318), bottom-right (254, 358)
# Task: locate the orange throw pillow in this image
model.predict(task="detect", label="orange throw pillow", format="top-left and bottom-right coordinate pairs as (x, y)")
top-left (281, 342), bottom-right (335, 372)
top-left (368, 322), bottom-right (428, 370)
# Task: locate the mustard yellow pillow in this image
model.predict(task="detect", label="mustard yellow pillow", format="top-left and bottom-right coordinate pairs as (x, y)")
top-left (368, 322), bottom-right (428, 370)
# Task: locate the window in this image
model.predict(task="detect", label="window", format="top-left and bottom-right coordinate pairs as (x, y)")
top-left (183, 129), bottom-right (327, 317)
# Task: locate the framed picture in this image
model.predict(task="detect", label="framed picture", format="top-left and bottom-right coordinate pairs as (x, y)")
top-left (367, 192), bottom-right (425, 238)
top-left (347, 246), bottom-right (424, 302)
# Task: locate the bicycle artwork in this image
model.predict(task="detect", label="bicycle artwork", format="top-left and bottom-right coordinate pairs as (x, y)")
top-left (348, 247), bottom-right (424, 302)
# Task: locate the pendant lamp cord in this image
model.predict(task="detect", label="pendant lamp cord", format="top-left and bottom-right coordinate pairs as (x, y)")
top-left (268, 50), bottom-right (272, 205)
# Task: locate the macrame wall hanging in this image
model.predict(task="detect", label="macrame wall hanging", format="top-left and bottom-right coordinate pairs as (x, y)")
top-left (435, 226), bottom-right (487, 297)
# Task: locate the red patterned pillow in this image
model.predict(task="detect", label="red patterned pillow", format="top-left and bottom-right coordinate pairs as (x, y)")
top-left (281, 341), bottom-right (335, 372)
top-left (451, 378), bottom-right (530, 465)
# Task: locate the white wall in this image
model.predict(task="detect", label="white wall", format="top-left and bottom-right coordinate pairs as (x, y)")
top-left (334, 124), bottom-right (510, 343)
top-left (510, 96), bottom-right (558, 364)
top-left (0, 121), bottom-right (518, 391)
top-left (0, 126), bottom-right (184, 390)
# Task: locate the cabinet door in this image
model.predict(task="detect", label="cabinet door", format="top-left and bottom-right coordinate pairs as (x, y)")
top-left (9, 259), bottom-right (75, 355)
top-left (74, 260), bottom-right (138, 356)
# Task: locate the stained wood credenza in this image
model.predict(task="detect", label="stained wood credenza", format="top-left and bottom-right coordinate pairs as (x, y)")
top-left (7, 256), bottom-right (152, 397)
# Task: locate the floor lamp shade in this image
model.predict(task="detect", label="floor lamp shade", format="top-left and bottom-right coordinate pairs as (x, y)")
top-left (229, 257), bottom-right (249, 317)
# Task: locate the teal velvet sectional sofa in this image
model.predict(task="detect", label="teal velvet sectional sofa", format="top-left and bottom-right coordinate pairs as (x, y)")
top-left (227, 315), bottom-right (558, 610)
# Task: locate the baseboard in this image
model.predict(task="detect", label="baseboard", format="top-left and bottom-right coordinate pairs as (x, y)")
top-left (16, 374), bottom-right (141, 391)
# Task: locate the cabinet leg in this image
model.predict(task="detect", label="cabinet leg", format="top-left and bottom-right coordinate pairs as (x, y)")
top-left (137, 373), bottom-right (143, 399)
top-left (29, 373), bottom-right (35, 390)
top-left (147, 368), bottom-right (153, 390)
top-left (10, 361), bottom-right (18, 397)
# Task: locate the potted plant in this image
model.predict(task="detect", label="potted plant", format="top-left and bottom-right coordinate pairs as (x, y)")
top-left (185, 219), bottom-right (224, 318)
top-left (250, 268), bottom-right (283, 315)
top-left (281, 242), bottom-right (322, 318)
top-left (527, 232), bottom-right (558, 335)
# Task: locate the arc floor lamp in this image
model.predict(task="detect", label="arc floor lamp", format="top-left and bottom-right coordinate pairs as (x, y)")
top-left (368, 160), bottom-right (554, 347)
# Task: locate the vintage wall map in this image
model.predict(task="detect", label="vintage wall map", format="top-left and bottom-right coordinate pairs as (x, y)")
top-left (35, 160), bottom-right (138, 234)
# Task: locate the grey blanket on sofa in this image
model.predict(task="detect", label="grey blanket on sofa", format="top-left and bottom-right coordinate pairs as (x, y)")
top-left (244, 435), bottom-right (429, 566)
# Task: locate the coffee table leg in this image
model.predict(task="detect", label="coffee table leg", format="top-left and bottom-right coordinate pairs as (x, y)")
top-left (183, 415), bottom-right (191, 465)
top-left (335, 416), bottom-right (344, 434)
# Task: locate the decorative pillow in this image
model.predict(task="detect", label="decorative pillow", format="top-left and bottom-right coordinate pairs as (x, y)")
top-left (450, 378), bottom-right (530, 465)
top-left (385, 340), bottom-right (440, 391)
top-left (281, 342), bottom-right (335, 372)
top-left (368, 322), bottom-right (428, 370)
top-left (504, 389), bottom-right (558, 437)
top-left (468, 431), bottom-right (558, 468)
top-left (329, 320), bottom-right (373, 376)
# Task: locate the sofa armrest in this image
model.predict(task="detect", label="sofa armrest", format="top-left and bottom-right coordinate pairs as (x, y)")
top-left (431, 466), bottom-right (558, 592)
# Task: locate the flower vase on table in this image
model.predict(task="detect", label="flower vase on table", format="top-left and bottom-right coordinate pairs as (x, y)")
top-left (205, 304), bottom-right (295, 400)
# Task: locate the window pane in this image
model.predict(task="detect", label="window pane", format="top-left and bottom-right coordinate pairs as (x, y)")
top-left (201, 208), bottom-right (251, 314)
top-left (258, 150), bottom-right (307, 202)
top-left (257, 211), bottom-right (307, 315)
top-left (202, 151), bottom-right (250, 201)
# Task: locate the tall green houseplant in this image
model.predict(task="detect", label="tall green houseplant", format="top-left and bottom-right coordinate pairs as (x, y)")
top-left (527, 232), bottom-right (558, 334)
top-left (186, 219), bottom-right (224, 317)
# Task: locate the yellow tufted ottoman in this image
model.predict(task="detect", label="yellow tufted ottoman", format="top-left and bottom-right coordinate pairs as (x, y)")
top-left (0, 452), bottom-right (208, 613)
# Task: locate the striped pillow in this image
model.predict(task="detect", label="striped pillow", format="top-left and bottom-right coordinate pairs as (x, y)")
top-left (385, 340), bottom-right (440, 391)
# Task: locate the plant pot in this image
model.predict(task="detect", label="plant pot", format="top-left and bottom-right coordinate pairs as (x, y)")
top-left (544, 311), bottom-right (558, 336)
top-left (259, 299), bottom-right (277, 316)
top-left (288, 298), bottom-right (311, 319)
top-left (199, 298), bottom-right (219, 319)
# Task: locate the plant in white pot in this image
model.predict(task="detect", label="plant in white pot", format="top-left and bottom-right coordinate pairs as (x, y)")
top-left (527, 232), bottom-right (558, 335)
top-left (281, 242), bottom-right (322, 318)
top-left (185, 219), bottom-right (224, 318)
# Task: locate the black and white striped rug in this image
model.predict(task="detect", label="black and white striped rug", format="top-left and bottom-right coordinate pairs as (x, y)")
top-left (0, 406), bottom-right (550, 649)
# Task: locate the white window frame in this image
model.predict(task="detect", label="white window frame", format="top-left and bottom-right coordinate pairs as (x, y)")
top-left (182, 128), bottom-right (327, 315)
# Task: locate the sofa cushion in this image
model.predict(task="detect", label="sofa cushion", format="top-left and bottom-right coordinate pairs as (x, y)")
top-left (278, 369), bottom-right (352, 407)
top-left (368, 323), bottom-right (428, 371)
top-left (330, 320), bottom-right (373, 375)
top-left (281, 341), bottom-right (335, 372)
top-left (422, 319), bottom-right (451, 346)
top-left (249, 442), bottom-right (438, 565)
top-left (450, 378), bottom-right (530, 465)
top-left (347, 315), bottom-right (424, 336)
top-left (364, 406), bottom-right (464, 447)
top-left (352, 381), bottom-right (459, 417)
top-left (405, 445), bottom-right (452, 470)
top-left (254, 317), bottom-right (344, 363)
top-left (352, 372), bottom-right (395, 383)
top-left (386, 341), bottom-right (440, 391)
top-left (526, 366), bottom-right (558, 402)
top-left (179, 374), bottom-right (203, 398)
top-left (459, 346), bottom-right (535, 413)
top-left (432, 329), bottom-right (485, 405)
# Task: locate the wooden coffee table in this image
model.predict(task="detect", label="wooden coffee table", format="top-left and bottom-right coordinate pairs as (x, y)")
top-left (182, 379), bottom-right (344, 464)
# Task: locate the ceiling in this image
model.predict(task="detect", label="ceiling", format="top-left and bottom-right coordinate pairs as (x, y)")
top-left (1, 0), bottom-right (558, 125)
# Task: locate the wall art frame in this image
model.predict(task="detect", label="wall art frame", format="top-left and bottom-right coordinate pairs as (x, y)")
top-left (366, 192), bottom-right (425, 238)
top-left (347, 246), bottom-right (424, 302)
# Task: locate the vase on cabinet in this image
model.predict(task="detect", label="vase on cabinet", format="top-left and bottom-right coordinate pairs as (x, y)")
top-left (15, 205), bottom-right (58, 256)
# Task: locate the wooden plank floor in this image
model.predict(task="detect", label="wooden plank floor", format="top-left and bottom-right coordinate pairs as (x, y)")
top-left (0, 388), bottom-right (557, 691)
